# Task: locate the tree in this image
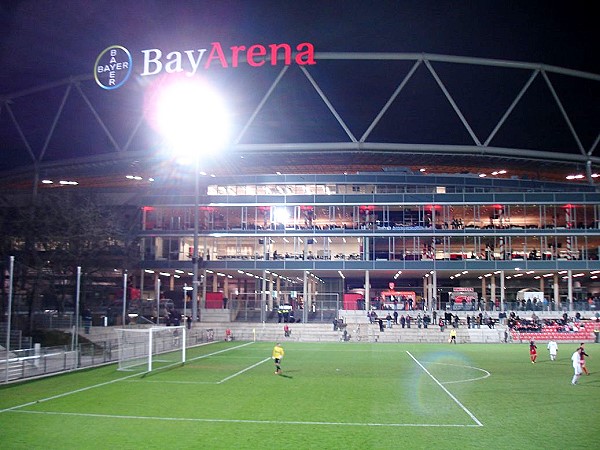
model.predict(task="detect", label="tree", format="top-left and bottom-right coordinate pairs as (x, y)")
top-left (4, 189), bottom-right (140, 330)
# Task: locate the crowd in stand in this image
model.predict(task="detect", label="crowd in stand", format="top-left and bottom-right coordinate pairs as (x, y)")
top-left (507, 310), bottom-right (598, 333)
top-left (356, 304), bottom-right (599, 336)
top-left (363, 309), bottom-right (500, 330)
top-left (367, 310), bottom-right (433, 330)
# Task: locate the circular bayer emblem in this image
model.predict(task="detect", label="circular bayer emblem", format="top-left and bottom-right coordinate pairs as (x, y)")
top-left (94, 45), bottom-right (132, 90)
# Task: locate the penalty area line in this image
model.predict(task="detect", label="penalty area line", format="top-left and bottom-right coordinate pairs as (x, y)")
top-left (218, 357), bottom-right (271, 384)
top-left (0, 342), bottom-right (257, 413)
top-left (406, 351), bottom-right (483, 427)
top-left (12, 410), bottom-right (481, 427)
top-left (186, 341), bottom-right (255, 364)
top-left (131, 342), bottom-right (261, 385)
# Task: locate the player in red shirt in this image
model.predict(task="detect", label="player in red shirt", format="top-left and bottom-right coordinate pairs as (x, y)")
top-left (578, 343), bottom-right (590, 375)
top-left (529, 340), bottom-right (538, 364)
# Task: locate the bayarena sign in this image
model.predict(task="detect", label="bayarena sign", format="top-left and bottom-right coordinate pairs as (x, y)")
top-left (94, 41), bottom-right (316, 90)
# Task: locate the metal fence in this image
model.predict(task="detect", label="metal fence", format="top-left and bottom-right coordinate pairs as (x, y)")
top-left (0, 324), bottom-right (32, 350)
top-left (444, 300), bottom-right (599, 314)
top-left (2, 346), bottom-right (79, 383)
top-left (229, 292), bottom-right (341, 323)
top-left (1, 328), bottom-right (212, 384)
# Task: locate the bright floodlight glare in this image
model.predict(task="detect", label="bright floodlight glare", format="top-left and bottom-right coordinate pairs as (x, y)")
top-left (274, 207), bottom-right (289, 224)
top-left (155, 78), bottom-right (229, 160)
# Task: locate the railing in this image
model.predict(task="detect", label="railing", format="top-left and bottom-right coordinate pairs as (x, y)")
top-left (2, 346), bottom-right (78, 383)
top-left (33, 313), bottom-right (75, 329)
top-left (0, 325), bottom-right (32, 350)
top-left (445, 300), bottom-right (598, 313)
top-left (0, 328), bottom-right (210, 384)
top-left (1, 343), bottom-right (120, 384)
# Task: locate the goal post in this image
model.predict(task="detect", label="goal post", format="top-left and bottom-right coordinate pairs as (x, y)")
top-left (115, 326), bottom-right (186, 372)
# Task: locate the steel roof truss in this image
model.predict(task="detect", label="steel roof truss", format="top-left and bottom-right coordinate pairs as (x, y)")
top-left (425, 59), bottom-right (481, 146)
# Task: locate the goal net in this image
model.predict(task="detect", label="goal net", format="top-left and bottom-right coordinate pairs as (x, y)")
top-left (115, 326), bottom-right (186, 372)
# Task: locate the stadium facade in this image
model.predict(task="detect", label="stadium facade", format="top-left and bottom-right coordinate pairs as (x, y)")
top-left (1, 53), bottom-right (599, 322)
top-left (137, 169), bottom-right (600, 322)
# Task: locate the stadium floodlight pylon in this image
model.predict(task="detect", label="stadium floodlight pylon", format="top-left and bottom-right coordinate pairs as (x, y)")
top-left (115, 326), bottom-right (186, 372)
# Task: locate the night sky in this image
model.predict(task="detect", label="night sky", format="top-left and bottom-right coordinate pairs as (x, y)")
top-left (1, 0), bottom-right (597, 92)
top-left (0, 1), bottom-right (598, 173)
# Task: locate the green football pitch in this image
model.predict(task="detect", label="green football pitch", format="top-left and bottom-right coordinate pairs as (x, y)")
top-left (1, 341), bottom-right (598, 449)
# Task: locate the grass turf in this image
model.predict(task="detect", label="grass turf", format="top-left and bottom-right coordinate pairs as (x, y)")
top-left (0, 341), bottom-right (598, 449)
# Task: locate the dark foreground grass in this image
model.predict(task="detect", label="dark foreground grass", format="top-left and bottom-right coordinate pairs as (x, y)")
top-left (1, 341), bottom-right (598, 449)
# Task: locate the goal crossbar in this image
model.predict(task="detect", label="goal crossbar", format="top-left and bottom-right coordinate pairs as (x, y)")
top-left (115, 326), bottom-right (186, 372)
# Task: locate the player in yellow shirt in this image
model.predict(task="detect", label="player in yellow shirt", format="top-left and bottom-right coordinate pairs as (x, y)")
top-left (449, 328), bottom-right (457, 344)
top-left (272, 342), bottom-right (285, 374)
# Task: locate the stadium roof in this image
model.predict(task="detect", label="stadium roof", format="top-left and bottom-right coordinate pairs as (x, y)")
top-left (1, 1), bottom-right (598, 187)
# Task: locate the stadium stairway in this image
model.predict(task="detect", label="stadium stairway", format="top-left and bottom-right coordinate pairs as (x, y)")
top-left (74, 322), bottom-right (509, 345)
top-left (338, 323), bottom-right (504, 344)
top-left (72, 324), bottom-right (207, 348)
top-left (186, 322), bottom-right (507, 344)
top-left (75, 321), bottom-right (593, 347)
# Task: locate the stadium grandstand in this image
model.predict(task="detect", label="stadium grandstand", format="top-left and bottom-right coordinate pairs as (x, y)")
top-left (1, 2), bottom-right (599, 383)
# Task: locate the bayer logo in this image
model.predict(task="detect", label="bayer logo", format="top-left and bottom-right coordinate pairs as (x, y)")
top-left (94, 45), bottom-right (132, 90)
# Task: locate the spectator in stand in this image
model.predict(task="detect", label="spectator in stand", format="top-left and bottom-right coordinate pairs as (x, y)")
top-left (578, 343), bottom-right (590, 375)
top-left (423, 313), bottom-right (430, 328)
top-left (547, 340), bottom-right (558, 361)
top-left (529, 340), bottom-right (538, 364)
top-left (572, 348), bottom-right (582, 385)
top-left (368, 311), bottom-right (376, 324)
top-left (439, 319), bottom-right (445, 332)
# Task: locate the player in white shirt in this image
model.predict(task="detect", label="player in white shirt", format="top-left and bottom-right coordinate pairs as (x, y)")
top-left (571, 348), bottom-right (582, 385)
top-left (547, 340), bottom-right (558, 361)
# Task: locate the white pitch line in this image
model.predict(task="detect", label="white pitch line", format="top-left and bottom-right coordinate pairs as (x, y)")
top-left (128, 380), bottom-right (216, 385)
top-left (186, 341), bottom-right (255, 363)
top-left (0, 371), bottom-right (143, 414)
top-left (11, 410), bottom-right (481, 427)
top-left (218, 357), bottom-right (271, 384)
top-left (406, 351), bottom-right (483, 427)
top-left (128, 342), bottom-right (263, 385)
top-left (431, 362), bottom-right (491, 385)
